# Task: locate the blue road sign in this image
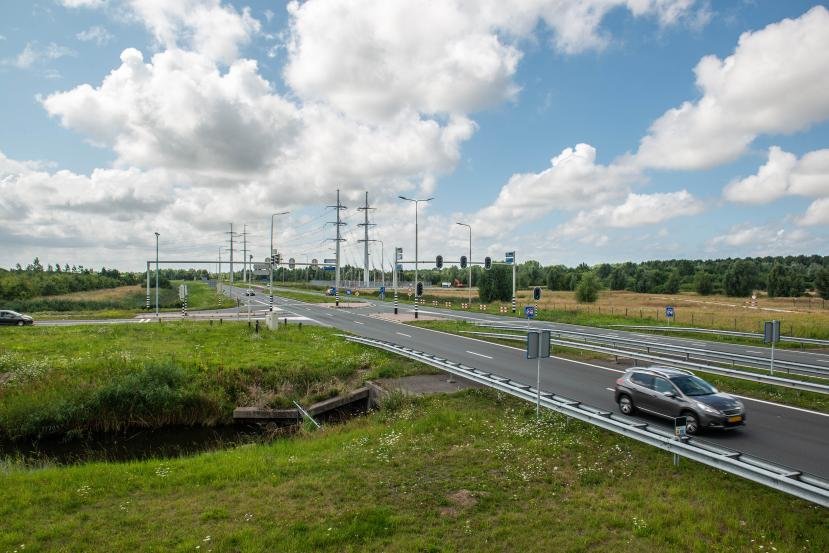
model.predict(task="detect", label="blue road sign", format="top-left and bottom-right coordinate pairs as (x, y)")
top-left (396, 263), bottom-right (403, 271)
top-left (323, 266), bottom-right (335, 271)
top-left (345, 289), bottom-right (352, 295)
top-left (505, 251), bottom-right (515, 263)
top-left (524, 305), bottom-right (536, 319)
top-left (665, 306), bottom-right (675, 318)
top-left (379, 286), bottom-right (385, 294)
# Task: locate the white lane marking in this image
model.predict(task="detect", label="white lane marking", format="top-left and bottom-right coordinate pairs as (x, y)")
top-left (353, 320), bottom-right (365, 325)
top-left (605, 387), bottom-right (615, 392)
top-left (466, 350), bottom-right (493, 359)
top-left (730, 394), bottom-right (829, 418)
top-left (396, 332), bottom-right (412, 338)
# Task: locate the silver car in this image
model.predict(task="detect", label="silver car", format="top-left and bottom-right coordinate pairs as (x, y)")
top-left (614, 367), bottom-right (745, 434)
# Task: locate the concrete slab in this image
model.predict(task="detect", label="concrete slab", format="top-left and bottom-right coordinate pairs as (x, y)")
top-left (373, 374), bottom-right (484, 396)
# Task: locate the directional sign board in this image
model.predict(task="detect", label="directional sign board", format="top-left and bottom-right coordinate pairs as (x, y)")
top-left (253, 262), bottom-right (270, 271)
top-left (505, 251), bottom-right (515, 264)
top-left (526, 331), bottom-right (539, 359)
top-left (540, 330), bottom-right (550, 358)
top-left (665, 306), bottom-right (675, 318)
top-left (674, 416), bottom-right (687, 439)
top-left (178, 284), bottom-right (188, 300)
top-left (524, 305), bottom-right (536, 319)
top-left (324, 258), bottom-right (336, 265)
top-left (323, 266), bottom-right (335, 271)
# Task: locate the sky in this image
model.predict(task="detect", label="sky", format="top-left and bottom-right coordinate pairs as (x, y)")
top-left (0, 0), bottom-right (827, 272)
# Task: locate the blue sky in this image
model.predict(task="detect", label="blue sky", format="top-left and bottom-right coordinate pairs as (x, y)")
top-left (1, 1), bottom-right (827, 271)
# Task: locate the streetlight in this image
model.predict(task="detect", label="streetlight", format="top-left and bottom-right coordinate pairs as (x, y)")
top-left (154, 232), bottom-right (160, 317)
top-left (456, 222), bottom-right (472, 306)
top-left (376, 239), bottom-right (385, 288)
top-left (270, 211), bottom-right (290, 311)
top-left (399, 195), bottom-right (433, 319)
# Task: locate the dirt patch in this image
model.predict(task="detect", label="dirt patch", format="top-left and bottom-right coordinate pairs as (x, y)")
top-left (448, 489), bottom-right (478, 508)
top-left (374, 374), bottom-right (483, 396)
top-left (440, 490), bottom-right (479, 517)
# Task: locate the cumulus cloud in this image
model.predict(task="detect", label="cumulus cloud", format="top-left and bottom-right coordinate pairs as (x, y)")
top-left (635, 5), bottom-right (829, 170)
top-left (724, 147), bottom-right (829, 204)
top-left (708, 224), bottom-right (814, 254)
top-left (284, 0), bottom-right (706, 120)
top-left (800, 198), bottom-right (829, 226)
top-left (76, 26), bottom-right (115, 46)
top-left (466, 144), bottom-right (639, 237)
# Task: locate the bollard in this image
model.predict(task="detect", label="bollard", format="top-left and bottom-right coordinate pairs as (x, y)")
top-left (248, 320), bottom-right (251, 328)
top-left (299, 322), bottom-right (302, 330)
top-left (219, 318), bottom-right (223, 325)
top-left (210, 319), bottom-right (213, 326)
top-left (284, 317), bottom-right (288, 326)
top-left (255, 320), bottom-right (260, 334)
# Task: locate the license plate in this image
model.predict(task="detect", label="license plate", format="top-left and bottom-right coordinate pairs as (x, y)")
top-left (728, 415), bottom-right (742, 423)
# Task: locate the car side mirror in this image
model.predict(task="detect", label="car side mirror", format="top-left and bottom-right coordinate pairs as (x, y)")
top-left (663, 391), bottom-right (676, 398)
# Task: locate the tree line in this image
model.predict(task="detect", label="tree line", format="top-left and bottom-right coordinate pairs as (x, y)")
top-left (0, 258), bottom-right (209, 301)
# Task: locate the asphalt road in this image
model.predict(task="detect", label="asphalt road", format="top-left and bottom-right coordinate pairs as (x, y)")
top-left (223, 284), bottom-right (829, 479)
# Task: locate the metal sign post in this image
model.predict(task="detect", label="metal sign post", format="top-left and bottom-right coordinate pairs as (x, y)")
top-left (764, 320), bottom-right (781, 375)
top-left (526, 329), bottom-right (550, 416)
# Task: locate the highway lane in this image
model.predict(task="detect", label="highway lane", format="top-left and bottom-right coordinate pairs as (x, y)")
top-left (262, 284), bottom-right (829, 369)
top-left (241, 286), bottom-right (829, 478)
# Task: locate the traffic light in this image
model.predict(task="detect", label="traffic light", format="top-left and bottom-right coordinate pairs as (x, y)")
top-left (288, 258), bottom-right (296, 270)
top-left (416, 282), bottom-right (423, 297)
top-left (460, 255), bottom-right (467, 269)
top-left (484, 256), bottom-right (492, 270)
top-left (533, 286), bottom-right (541, 301)
top-left (435, 255), bottom-right (443, 269)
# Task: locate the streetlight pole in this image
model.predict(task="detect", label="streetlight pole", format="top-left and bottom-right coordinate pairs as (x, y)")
top-left (377, 240), bottom-right (384, 287)
top-left (270, 211), bottom-right (290, 311)
top-left (456, 222), bottom-right (472, 306)
top-left (399, 195), bottom-right (433, 319)
top-left (154, 232), bottom-right (160, 317)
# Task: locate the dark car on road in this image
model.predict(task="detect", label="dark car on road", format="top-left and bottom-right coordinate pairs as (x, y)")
top-left (0, 310), bottom-right (34, 326)
top-left (614, 367), bottom-right (745, 434)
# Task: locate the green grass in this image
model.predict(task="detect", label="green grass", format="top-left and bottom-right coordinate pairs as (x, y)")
top-left (0, 391), bottom-right (826, 552)
top-left (409, 320), bottom-right (829, 414)
top-left (29, 281), bottom-right (228, 320)
top-left (0, 323), bottom-right (431, 441)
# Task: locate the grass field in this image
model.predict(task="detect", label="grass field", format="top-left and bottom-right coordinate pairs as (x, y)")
top-left (22, 280), bottom-right (227, 320)
top-left (0, 323), bottom-right (430, 441)
top-left (409, 320), bottom-right (829, 414)
top-left (419, 288), bottom-right (829, 339)
top-left (1, 390), bottom-right (826, 552)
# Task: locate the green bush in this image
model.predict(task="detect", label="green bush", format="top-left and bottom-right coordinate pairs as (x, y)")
top-left (575, 272), bottom-right (600, 303)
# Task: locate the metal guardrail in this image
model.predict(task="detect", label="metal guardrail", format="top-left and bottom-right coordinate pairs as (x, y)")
top-left (472, 323), bottom-right (829, 379)
top-left (461, 330), bottom-right (829, 395)
top-left (342, 334), bottom-right (829, 507)
top-left (607, 325), bottom-right (829, 347)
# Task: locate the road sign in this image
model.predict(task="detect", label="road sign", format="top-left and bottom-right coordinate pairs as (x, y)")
top-left (763, 320), bottom-right (780, 344)
top-left (379, 286), bottom-right (385, 299)
top-left (396, 264), bottom-right (403, 271)
top-left (505, 251), bottom-right (515, 264)
top-left (252, 270), bottom-right (269, 276)
top-left (253, 262), bottom-right (270, 271)
top-left (665, 306), bottom-right (674, 318)
top-left (324, 258), bottom-right (336, 264)
top-left (524, 305), bottom-right (536, 319)
top-left (323, 266), bottom-right (335, 271)
top-left (540, 330), bottom-right (550, 358)
top-left (526, 331), bottom-right (539, 359)
top-left (178, 284), bottom-right (188, 300)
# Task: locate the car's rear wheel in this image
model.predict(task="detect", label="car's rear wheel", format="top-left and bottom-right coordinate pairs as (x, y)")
top-left (682, 411), bottom-right (700, 435)
top-left (16, 321), bottom-right (24, 326)
top-left (618, 394), bottom-right (635, 415)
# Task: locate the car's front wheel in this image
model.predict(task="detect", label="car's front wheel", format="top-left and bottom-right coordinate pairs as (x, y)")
top-left (16, 321), bottom-right (24, 326)
top-left (618, 394), bottom-right (635, 415)
top-left (682, 411), bottom-right (700, 435)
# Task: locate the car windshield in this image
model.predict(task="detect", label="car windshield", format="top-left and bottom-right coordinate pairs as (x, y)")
top-left (670, 375), bottom-right (717, 396)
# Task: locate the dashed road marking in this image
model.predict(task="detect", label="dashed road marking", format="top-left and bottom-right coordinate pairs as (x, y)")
top-left (466, 350), bottom-right (493, 359)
